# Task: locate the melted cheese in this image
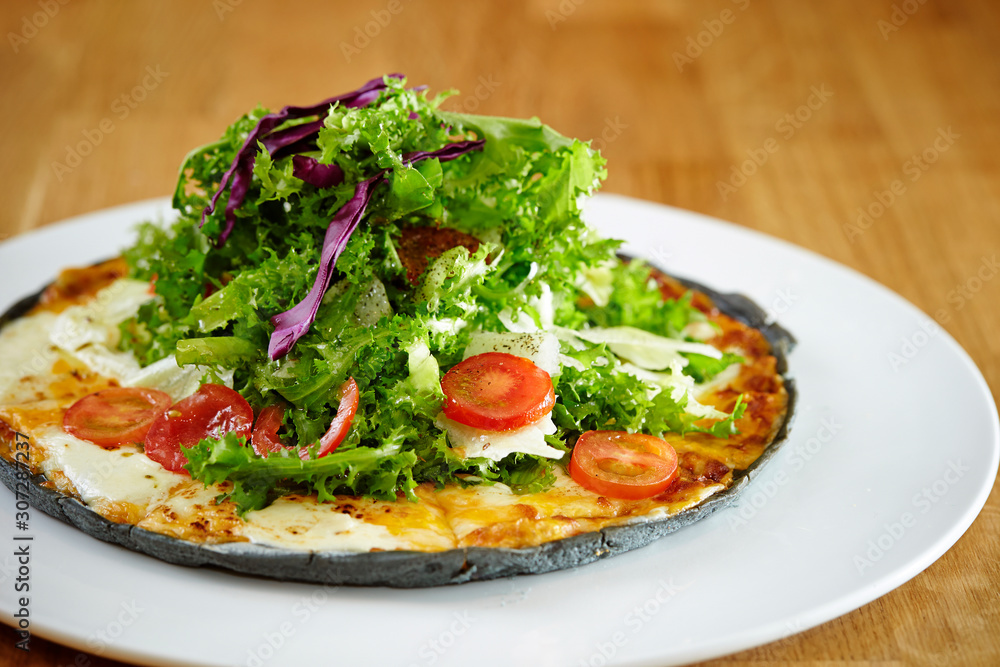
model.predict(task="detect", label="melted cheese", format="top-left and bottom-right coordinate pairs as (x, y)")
top-left (435, 413), bottom-right (563, 461)
top-left (244, 497), bottom-right (407, 552)
top-left (136, 482), bottom-right (247, 543)
top-left (239, 486), bottom-right (457, 553)
top-left (0, 312), bottom-right (64, 405)
top-left (434, 467), bottom-right (725, 547)
top-left (50, 279), bottom-right (152, 382)
top-left (35, 425), bottom-right (178, 507)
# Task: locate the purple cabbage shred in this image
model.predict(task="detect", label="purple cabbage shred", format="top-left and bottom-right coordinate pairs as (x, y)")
top-left (201, 74), bottom-right (402, 244)
top-left (267, 139), bottom-right (485, 359)
top-left (291, 156), bottom-right (345, 189)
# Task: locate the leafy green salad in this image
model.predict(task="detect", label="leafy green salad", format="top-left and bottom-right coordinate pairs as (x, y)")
top-left (117, 74), bottom-right (744, 513)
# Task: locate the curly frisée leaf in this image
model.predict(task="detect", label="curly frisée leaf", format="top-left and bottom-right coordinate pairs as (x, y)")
top-left (182, 432), bottom-right (418, 515)
top-left (200, 74), bottom-right (400, 244)
top-left (266, 175), bottom-right (383, 359)
top-left (267, 139), bottom-right (485, 359)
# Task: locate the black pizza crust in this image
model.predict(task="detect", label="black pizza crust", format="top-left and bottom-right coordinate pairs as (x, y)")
top-left (0, 269), bottom-right (796, 588)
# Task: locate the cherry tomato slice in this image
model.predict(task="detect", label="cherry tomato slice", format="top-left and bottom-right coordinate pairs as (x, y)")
top-left (569, 430), bottom-right (679, 500)
top-left (300, 378), bottom-right (359, 460)
top-left (251, 404), bottom-right (287, 457)
top-left (63, 387), bottom-right (172, 448)
top-left (144, 384), bottom-right (253, 473)
top-left (440, 352), bottom-right (555, 432)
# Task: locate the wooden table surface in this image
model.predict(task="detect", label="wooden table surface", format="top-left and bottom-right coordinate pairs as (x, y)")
top-left (1, 0), bottom-right (998, 665)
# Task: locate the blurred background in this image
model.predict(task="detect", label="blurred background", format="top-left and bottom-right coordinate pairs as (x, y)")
top-left (0, 1), bottom-right (997, 665)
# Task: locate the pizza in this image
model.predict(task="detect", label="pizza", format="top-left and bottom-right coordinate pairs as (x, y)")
top-left (0, 76), bottom-right (794, 587)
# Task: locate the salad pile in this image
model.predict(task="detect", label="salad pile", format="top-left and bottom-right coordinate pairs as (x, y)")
top-left (116, 75), bottom-right (745, 513)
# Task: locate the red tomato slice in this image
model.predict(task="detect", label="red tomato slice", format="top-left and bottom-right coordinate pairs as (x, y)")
top-left (63, 387), bottom-right (172, 448)
top-left (251, 404), bottom-right (287, 457)
top-left (144, 384), bottom-right (253, 473)
top-left (569, 431), bottom-right (679, 500)
top-left (440, 352), bottom-right (555, 431)
top-left (300, 377), bottom-right (359, 460)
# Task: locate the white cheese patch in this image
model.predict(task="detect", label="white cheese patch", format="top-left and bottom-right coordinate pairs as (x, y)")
top-left (558, 354), bottom-right (586, 372)
top-left (426, 316), bottom-right (468, 336)
top-left (0, 278), bottom-right (229, 400)
top-left (556, 325), bottom-right (722, 371)
top-left (497, 283), bottom-right (555, 333)
top-left (616, 360), bottom-right (730, 420)
top-left (435, 413), bottom-right (563, 462)
top-left (51, 279), bottom-right (153, 383)
top-left (32, 424), bottom-right (178, 507)
top-left (0, 312), bottom-right (62, 405)
top-left (463, 331), bottom-right (561, 376)
top-left (576, 263), bottom-right (614, 307)
top-left (241, 496), bottom-right (405, 552)
top-left (497, 308), bottom-right (536, 333)
top-left (695, 360), bottom-right (742, 397)
top-left (531, 283), bottom-right (555, 329)
top-left (124, 354), bottom-right (233, 401)
top-left (681, 321), bottom-right (719, 342)
top-left (62, 345), bottom-right (142, 383)
top-left (51, 279), bottom-right (152, 349)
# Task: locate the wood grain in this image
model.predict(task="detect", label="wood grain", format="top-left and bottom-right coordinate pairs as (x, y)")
top-left (0, 0), bottom-right (997, 665)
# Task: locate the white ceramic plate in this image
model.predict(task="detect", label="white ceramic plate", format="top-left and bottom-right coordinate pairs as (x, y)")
top-left (0, 195), bottom-right (996, 667)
